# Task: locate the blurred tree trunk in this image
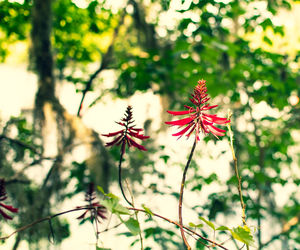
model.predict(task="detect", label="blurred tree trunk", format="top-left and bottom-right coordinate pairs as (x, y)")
top-left (31, 0), bottom-right (56, 129)
top-left (12, 0), bottom-right (111, 248)
top-left (30, 0), bottom-right (111, 192)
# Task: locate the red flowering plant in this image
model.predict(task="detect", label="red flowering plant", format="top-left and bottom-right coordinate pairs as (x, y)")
top-left (166, 80), bottom-right (230, 250)
top-left (0, 179), bottom-right (18, 220)
top-left (102, 105), bottom-right (149, 206)
top-left (0, 81), bottom-right (255, 250)
top-left (76, 182), bottom-right (106, 234)
top-left (166, 79), bottom-right (229, 141)
top-left (102, 105), bottom-right (149, 154)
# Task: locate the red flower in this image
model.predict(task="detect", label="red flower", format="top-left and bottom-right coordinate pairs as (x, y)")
top-left (102, 106), bottom-right (150, 153)
top-left (76, 183), bottom-right (106, 224)
top-left (0, 179), bottom-right (18, 220)
top-left (165, 80), bottom-right (230, 141)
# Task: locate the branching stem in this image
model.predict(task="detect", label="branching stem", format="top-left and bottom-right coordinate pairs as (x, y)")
top-left (129, 207), bottom-right (228, 250)
top-left (0, 207), bottom-right (88, 241)
top-left (0, 205), bottom-right (229, 249)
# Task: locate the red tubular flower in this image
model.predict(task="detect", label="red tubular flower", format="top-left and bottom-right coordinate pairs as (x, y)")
top-left (102, 106), bottom-right (150, 153)
top-left (0, 179), bottom-right (18, 220)
top-left (76, 183), bottom-right (106, 224)
top-left (165, 79), bottom-right (230, 141)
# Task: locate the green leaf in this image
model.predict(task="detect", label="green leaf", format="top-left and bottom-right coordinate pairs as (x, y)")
top-left (142, 204), bottom-right (153, 217)
top-left (97, 186), bottom-right (105, 195)
top-left (124, 218), bottom-right (140, 235)
top-left (198, 216), bottom-right (215, 231)
top-left (96, 247), bottom-right (111, 250)
top-left (274, 26), bottom-right (284, 36)
top-left (114, 203), bottom-right (131, 215)
top-left (97, 186), bottom-right (119, 199)
top-left (106, 192), bottom-right (120, 200)
top-left (216, 226), bottom-right (229, 231)
top-left (261, 116), bottom-right (276, 121)
top-left (102, 198), bottom-right (131, 215)
top-left (189, 222), bottom-right (203, 228)
top-left (260, 18), bottom-right (273, 30)
top-left (263, 36), bottom-right (273, 45)
top-left (159, 155), bottom-right (170, 163)
top-left (229, 226), bottom-right (255, 246)
top-left (204, 173), bottom-right (218, 184)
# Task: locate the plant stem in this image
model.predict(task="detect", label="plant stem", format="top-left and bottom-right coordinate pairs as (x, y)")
top-left (126, 179), bottom-right (144, 250)
top-left (179, 139), bottom-right (197, 250)
top-left (227, 111), bottom-right (249, 250)
top-left (129, 207), bottom-right (229, 250)
top-left (0, 207), bottom-right (89, 241)
top-left (0, 205), bottom-right (229, 250)
top-left (118, 147), bottom-right (133, 206)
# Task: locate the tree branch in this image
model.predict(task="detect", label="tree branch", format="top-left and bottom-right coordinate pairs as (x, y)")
top-left (0, 135), bottom-right (40, 154)
top-left (77, 10), bottom-right (126, 117)
top-left (0, 205), bottom-right (229, 250)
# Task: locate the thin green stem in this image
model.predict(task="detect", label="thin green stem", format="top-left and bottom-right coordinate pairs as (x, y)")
top-left (227, 111), bottom-right (249, 250)
top-left (179, 139), bottom-right (197, 250)
top-left (118, 146), bottom-right (133, 206)
top-left (126, 179), bottom-right (144, 250)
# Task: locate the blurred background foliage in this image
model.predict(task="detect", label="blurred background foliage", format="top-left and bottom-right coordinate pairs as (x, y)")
top-left (0, 0), bottom-right (299, 249)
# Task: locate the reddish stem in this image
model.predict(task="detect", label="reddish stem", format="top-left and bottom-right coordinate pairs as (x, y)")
top-left (179, 139), bottom-right (197, 249)
top-left (128, 207), bottom-right (228, 250)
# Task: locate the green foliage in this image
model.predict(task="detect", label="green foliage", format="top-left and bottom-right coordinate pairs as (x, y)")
top-left (102, 198), bottom-right (131, 215)
top-left (229, 226), bottom-right (255, 247)
top-left (123, 218), bottom-right (140, 235)
top-left (96, 247), bottom-right (111, 250)
top-left (188, 222), bottom-right (203, 228)
top-left (0, 0), bottom-right (31, 60)
top-left (0, 0), bottom-right (300, 249)
top-left (198, 216), bottom-right (216, 231)
top-left (142, 204), bottom-right (153, 217)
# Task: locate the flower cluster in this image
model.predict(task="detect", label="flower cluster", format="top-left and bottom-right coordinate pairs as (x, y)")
top-left (166, 80), bottom-right (229, 141)
top-left (102, 105), bottom-right (150, 153)
top-left (0, 179), bottom-right (18, 220)
top-left (76, 182), bottom-right (106, 224)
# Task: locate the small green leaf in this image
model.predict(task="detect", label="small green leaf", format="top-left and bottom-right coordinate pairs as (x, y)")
top-left (263, 36), bottom-right (273, 45)
top-left (101, 198), bottom-right (116, 212)
top-left (216, 226), bottom-right (229, 231)
top-left (114, 203), bottom-right (131, 215)
top-left (97, 186), bottom-right (106, 195)
top-left (106, 192), bottom-right (120, 200)
top-left (102, 198), bottom-right (131, 215)
top-left (142, 204), bottom-right (153, 216)
top-left (229, 226), bottom-right (255, 246)
top-left (261, 116), bottom-right (276, 121)
top-left (96, 247), bottom-right (111, 250)
top-left (189, 222), bottom-right (203, 228)
top-left (198, 216), bottom-right (215, 231)
top-left (124, 218), bottom-right (140, 235)
top-left (159, 155), bottom-right (170, 163)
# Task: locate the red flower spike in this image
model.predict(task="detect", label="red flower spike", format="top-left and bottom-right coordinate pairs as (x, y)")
top-left (102, 106), bottom-right (150, 153)
top-left (76, 183), bottom-right (107, 224)
top-left (0, 179), bottom-right (18, 220)
top-left (165, 79), bottom-right (230, 141)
